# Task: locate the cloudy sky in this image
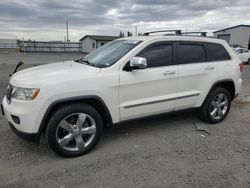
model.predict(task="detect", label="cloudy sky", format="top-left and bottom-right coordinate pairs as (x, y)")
top-left (0, 0), bottom-right (250, 41)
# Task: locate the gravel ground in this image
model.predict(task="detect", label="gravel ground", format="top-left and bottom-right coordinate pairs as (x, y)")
top-left (0, 52), bottom-right (250, 188)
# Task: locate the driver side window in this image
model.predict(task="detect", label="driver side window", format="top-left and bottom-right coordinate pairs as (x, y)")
top-left (137, 42), bottom-right (173, 68)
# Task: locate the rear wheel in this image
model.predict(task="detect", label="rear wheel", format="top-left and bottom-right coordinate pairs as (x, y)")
top-left (199, 87), bottom-right (231, 124)
top-left (46, 103), bottom-right (103, 157)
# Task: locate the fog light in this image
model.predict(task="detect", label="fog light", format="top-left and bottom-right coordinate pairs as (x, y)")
top-left (11, 115), bottom-right (20, 124)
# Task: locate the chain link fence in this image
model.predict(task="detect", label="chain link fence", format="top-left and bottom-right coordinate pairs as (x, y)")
top-left (0, 39), bottom-right (82, 52)
top-left (0, 39), bottom-right (17, 49)
top-left (17, 40), bottom-right (82, 52)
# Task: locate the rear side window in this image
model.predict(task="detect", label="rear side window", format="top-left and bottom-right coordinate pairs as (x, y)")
top-left (137, 43), bottom-right (172, 68)
top-left (177, 42), bottom-right (206, 64)
top-left (235, 49), bottom-right (243, 54)
top-left (242, 49), bottom-right (249, 53)
top-left (204, 43), bottom-right (231, 61)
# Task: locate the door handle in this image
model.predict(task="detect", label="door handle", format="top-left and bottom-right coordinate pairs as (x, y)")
top-left (163, 70), bottom-right (176, 75)
top-left (205, 66), bottom-right (215, 70)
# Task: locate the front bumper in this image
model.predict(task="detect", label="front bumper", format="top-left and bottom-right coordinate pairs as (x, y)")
top-left (2, 96), bottom-right (44, 133)
top-left (2, 96), bottom-right (42, 144)
top-left (8, 122), bottom-right (38, 143)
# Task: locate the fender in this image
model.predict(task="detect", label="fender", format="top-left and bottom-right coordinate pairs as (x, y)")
top-left (36, 95), bottom-right (113, 144)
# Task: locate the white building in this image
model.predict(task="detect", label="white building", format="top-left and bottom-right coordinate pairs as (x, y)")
top-left (80, 35), bottom-right (118, 53)
top-left (213, 25), bottom-right (250, 49)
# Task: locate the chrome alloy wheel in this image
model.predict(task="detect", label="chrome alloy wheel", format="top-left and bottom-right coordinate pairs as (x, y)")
top-left (209, 93), bottom-right (229, 120)
top-left (56, 113), bottom-right (97, 152)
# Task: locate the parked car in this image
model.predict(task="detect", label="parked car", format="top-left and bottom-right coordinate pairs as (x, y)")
top-left (234, 48), bottom-right (250, 64)
top-left (1, 35), bottom-right (242, 157)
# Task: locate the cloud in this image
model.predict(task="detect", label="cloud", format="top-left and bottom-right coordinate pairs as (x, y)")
top-left (0, 0), bottom-right (249, 41)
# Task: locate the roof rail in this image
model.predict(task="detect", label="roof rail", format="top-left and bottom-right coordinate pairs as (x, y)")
top-left (143, 30), bottom-right (182, 36)
top-left (143, 30), bottom-right (209, 37)
top-left (181, 32), bottom-right (207, 37)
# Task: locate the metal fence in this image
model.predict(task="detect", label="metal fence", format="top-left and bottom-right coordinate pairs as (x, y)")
top-left (17, 40), bottom-right (82, 52)
top-left (0, 39), bottom-right (17, 49)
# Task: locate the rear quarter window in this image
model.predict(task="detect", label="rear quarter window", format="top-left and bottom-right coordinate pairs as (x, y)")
top-left (204, 43), bottom-right (231, 62)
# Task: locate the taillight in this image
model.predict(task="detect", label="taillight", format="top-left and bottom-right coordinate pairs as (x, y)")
top-left (239, 63), bottom-right (243, 72)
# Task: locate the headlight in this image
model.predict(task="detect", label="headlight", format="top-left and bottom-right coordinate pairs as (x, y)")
top-left (11, 86), bottom-right (40, 101)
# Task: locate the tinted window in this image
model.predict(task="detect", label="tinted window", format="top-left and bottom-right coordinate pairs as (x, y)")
top-left (177, 42), bottom-right (206, 64)
top-left (137, 43), bottom-right (172, 68)
top-left (235, 49), bottom-right (242, 54)
top-left (242, 49), bottom-right (249, 53)
top-left (204, 43), bottom-right (231, 61)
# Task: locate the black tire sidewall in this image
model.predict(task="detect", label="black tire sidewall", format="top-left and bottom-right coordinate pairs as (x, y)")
top-left (46, 103), bottom-right (103, 157)
top-left (200, 87), bottom-right (231, 124)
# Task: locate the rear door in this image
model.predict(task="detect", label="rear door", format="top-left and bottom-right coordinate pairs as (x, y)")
top-left (175, 41), bottom-right (209, 109)
top-left (175, 41), bottom-right (231, 109)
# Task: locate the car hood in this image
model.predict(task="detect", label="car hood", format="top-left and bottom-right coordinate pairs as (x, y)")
top-left (10, 61), bottom-right (101, 87)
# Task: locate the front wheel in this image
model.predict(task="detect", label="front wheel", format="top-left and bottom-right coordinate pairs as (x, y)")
top-left (46, 103), bottom-right (103, 157)
top-left (199, 87), bottom-right (231, 124)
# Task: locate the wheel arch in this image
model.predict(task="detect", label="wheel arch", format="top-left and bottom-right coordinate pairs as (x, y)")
top-left (203, 79), bottom-right (236, 106)
top-left (37, 95), bottom-right (113, 144)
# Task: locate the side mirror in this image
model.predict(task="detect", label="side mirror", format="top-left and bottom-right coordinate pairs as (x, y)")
top-left (129, 57), bottom-right (147, 69)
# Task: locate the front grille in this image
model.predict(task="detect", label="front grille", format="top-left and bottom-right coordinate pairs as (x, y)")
top-left (6, 84), bottom-right (12, 104)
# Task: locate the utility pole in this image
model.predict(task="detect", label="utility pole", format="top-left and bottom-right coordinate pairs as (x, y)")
top-left (66, 20), bottom-right (69, 42)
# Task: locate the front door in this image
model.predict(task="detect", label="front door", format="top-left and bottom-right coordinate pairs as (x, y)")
top-left (119, 42), bottom-right (178, 121)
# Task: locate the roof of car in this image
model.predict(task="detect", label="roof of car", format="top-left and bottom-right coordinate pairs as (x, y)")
top-left (117, 35), bottom-right (225, 43)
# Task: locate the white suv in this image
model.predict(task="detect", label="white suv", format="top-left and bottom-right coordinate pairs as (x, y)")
top-left (2, 35), bottom-right (242, 157)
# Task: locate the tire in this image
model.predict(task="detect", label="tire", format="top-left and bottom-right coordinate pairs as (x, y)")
top-left (247, 58), bottom-right (250, 65)
top-left (46, 103), bottom-right (103, 157)
top-left (199, 87), bottom-right (231, 124)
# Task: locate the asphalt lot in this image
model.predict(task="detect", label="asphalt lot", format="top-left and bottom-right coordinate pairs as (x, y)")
top-left (0, 51), bottom-right (250, 187)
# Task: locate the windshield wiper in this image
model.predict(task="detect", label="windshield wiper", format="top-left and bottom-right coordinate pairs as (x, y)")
top-left (75, 59), bottom-right (96, 67)
top-left (73, 59), bottom-right (81, 63)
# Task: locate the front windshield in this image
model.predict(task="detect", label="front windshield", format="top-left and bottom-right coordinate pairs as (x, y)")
top-left (78, 40), bottom-right (142, 68)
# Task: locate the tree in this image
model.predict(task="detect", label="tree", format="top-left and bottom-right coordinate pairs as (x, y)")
top-left (127, 31), bottom-right (132, 37)
top-left (119, 31), bottom-right (125, 38)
